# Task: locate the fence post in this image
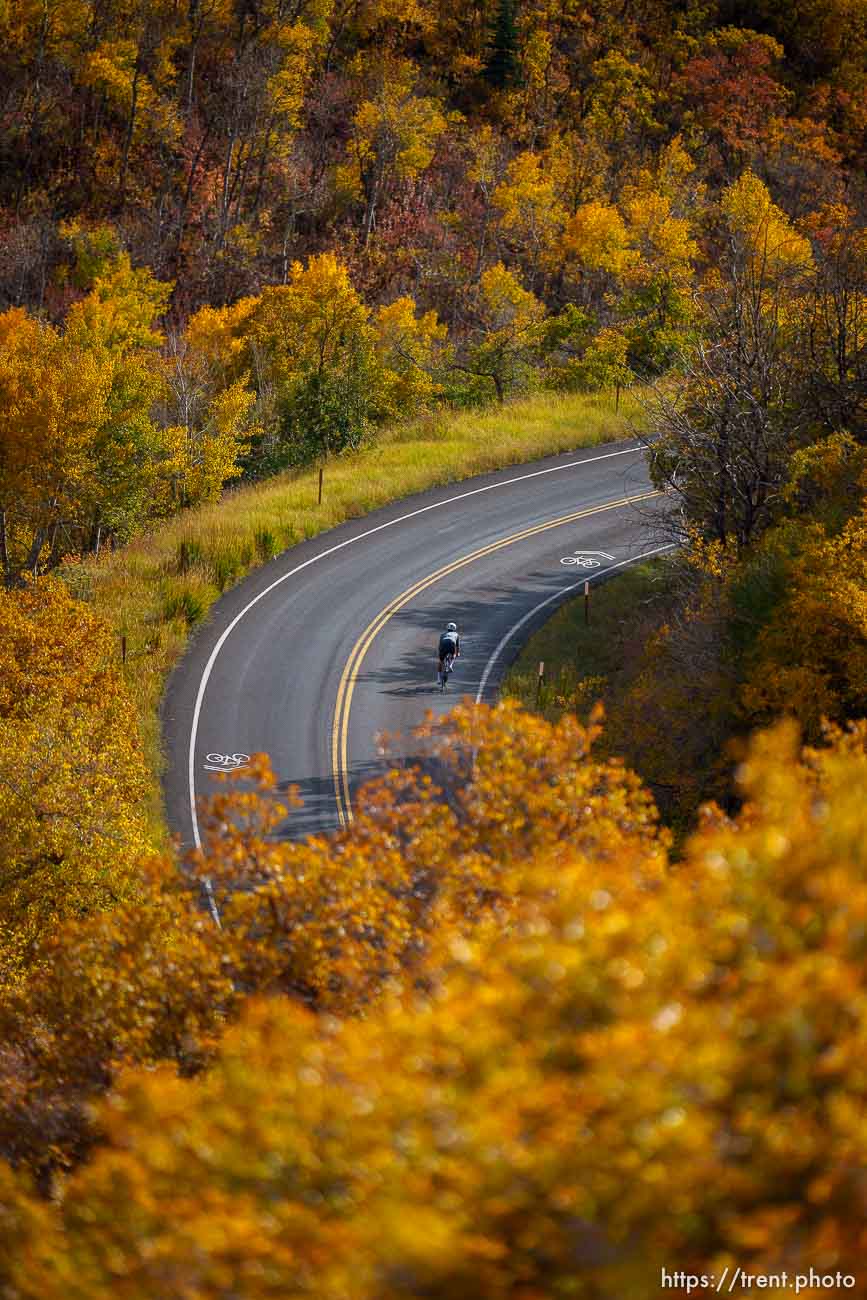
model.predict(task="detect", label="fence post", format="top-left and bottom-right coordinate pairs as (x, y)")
top-left (536, 660), bottom-right (545, 705)
top-left (318, 465), bottom-right (324, 505)
top-left (121, 634), bottom-right (127, 664)
top-left (584, 580), bottom-right (590, 625)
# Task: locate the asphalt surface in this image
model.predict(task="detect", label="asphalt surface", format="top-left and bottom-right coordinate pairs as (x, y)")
top-left (162, 440), bottom-right (669, 848)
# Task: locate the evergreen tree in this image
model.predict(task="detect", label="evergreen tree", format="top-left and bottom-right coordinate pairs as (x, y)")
top-left (483, 0), bottom-right (521, 88)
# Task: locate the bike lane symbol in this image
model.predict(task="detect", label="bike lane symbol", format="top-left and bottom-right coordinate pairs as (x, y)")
top-left (559, 547), bottom-right (614, 568)
top-left (203, 752), bottom-right (251, 773)
top-left (560, 555), bottom-right (602, 567)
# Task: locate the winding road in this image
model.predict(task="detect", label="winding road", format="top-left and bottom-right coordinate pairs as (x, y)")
top-left (162, 440), bottom-right (670, 848)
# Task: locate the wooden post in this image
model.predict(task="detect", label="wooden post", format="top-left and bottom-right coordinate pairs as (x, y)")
top-left (536, 660), bottom-right (545, 705)
top-left (121, 634), bottom-right (127, 664)
top-left (584, 580), bottom-right (590, 625)
top-left (180, 539), bottom-right (189, 574)
top-left (318, 465), bottom-right (324, 505)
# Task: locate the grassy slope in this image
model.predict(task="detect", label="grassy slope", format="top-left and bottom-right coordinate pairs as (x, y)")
top-left (502, 558), bottom-right (670, 725)
top-left (66, 388), bottom-right (645, 842)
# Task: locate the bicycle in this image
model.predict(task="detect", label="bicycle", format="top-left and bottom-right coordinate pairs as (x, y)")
top-left (438, 652), bottom-right (456, 691)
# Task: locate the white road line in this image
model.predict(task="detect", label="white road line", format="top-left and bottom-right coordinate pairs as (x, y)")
top-left (186, 444), bottom-right (644, 848)
top-left (474, 544), bottom-right (676, 704)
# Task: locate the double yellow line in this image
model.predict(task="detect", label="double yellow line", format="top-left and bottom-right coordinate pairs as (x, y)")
top-left (330, 491), bottom-right (660, 825)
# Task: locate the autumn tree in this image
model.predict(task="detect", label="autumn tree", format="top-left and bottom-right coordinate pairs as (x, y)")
top-left (233, 252), bottom-right (373, 474)
top-left (581, 51), bottom-right (659, 187)
top-left (160, 331), bottom-right (259, 507)
top-left (454, 262), bottom-right (547, 402)
top-left (336, 56), bottom-right (451, 245)
top-left (645, 172), bottom-right (815, 550)
top-left (191, 701), bottom-right (665, 1013)
top-left (491, 150), bottom-right (566, 289)
top-left (0, 851), bottom-right (235, 1187)
top-left (2, 720), bottom-right (867, 1295)
top-left (0, 309), bottom-right (112, 585)
top-left (675, 28), bottom-right (791, 177)
top-left (63, 247), bottom-right (178, 540)
top-left (0, 581), bottom-right (150, 972)
top-left (738, 485), bottom-right (867, 737)
top-left (620, 185), bottom-right (698, 372)
top-left (559, 199), bottom-right (637, 311)
top-left (0, 235), bottom-right (190, 582)
top-left (372, 295), bottom-right (449, 417)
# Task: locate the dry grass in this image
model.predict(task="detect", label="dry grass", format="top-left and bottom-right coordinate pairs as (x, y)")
top-left (67, 387), bottom-right (646, 841)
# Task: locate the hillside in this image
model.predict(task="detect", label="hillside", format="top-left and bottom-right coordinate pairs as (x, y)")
top-left (1, 2), bottom-right (866, 1295)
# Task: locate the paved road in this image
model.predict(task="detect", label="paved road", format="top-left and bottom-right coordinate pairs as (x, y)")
top-left (162, 441), bottom-right (669, 848)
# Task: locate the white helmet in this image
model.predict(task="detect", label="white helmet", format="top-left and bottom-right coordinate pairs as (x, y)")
top-left (446, 622), bottom-right (457, 632)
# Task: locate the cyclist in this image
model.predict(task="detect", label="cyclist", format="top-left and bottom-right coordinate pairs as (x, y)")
top-left (437, 621), bottom-right (461, 685)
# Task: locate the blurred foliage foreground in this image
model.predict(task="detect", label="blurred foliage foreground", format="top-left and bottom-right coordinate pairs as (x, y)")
top-left (1, 689), bottom-right (867, 1298)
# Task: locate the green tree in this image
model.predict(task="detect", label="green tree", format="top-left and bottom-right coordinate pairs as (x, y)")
top-left (483, 0), bottom-right (521, 89)
top-left (277, 341), bottom-right (375, 473)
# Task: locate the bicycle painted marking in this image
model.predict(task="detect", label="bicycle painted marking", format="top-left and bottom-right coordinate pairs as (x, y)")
top-left (203, 752), bottom-right (250, 773)
top-left (559, 547), bottom-right (614, 567)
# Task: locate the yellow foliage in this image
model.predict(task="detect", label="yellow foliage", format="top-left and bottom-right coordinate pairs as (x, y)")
top-left (183, 297), bottom-right (259, 384)
top-left (267, 21), bottom-right (321, 137)
top-left (188, 702), bottom-right (665, 1015)
top-left (176, 378), bottom-right (258, 504)
top-left (561, 200), bottom-right (637, 277)
top-left (623, 190), bottom-right (698, 290)
top-left (4, 717), bottom-right (867, 1294)
top-left (721, 171), bottom-right (814, 280)
top-left (572, 326), bottom-right (633, 391)
top-left (492, 151), bottom-right (566, 257)
top-left (476, 262), bottom-right (545, 332)
top-left (465, 123), bottom-right (504, 191)
top-left (339, 56), bottom-right (449, 202)
top-left (0, 308), bottom-right (122, 580)
top-left (65, 252), bottom-right (172, 354)
top-left (545, 129), bottom-right (611, 208)
top-left (0, 260), bottom-right (191, 575)
top-left (740, 505), bottom-right (867, 734)
top-left (0, 582), bottom-right (150, 971)
top-left (246, 251), bottom-right (370, 385)
top-left (648, 134), bottom-right (704, 209)
top-left (461, 264), bottom-right (548, 400)
top-left (78, 35), bottom-right (182, 150)
top-left (373, 296), bottom-right (447, 416)
top-left (80, 39), bottom-right (142, 110)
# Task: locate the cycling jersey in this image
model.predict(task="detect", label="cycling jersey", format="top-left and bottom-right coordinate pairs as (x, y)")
top-left (438, 631), bottom-right (459, 661)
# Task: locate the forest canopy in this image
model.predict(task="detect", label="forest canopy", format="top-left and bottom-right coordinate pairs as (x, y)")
top-left (1, 0), bottom-right (865, 576)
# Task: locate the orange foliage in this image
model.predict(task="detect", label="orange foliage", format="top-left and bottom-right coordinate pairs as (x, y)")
top-left (2, 719), bottom-right (866, 1295)
top-left (0, 581), bottom-right (150, 971)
